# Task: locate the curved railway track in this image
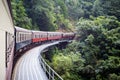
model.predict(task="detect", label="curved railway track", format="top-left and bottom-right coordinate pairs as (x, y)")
top-left (12, 41), bottom-right (64, 80)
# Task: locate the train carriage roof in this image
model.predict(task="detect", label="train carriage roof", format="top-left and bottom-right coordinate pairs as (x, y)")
top-left (47, 31), bottom-right (63, 34)
top-left (15, 26), bottom-right (31, 32)
top-left (63, 32), bottom-right (74, 35)
top-left (32, 30), bottom-right (47, 33)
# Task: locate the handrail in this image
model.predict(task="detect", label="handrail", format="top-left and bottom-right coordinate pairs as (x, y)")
top-left (39, 55), bottom-right (63, 80)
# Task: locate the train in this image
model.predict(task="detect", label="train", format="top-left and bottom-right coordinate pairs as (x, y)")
top-left (15, 26), bottom-right (75, 54)
top-left (0, 0), bottom-right (75, 80)
top-left (10, 27), bottom-right (75, 80)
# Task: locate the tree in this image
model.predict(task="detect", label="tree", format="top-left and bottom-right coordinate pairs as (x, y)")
top-left (11, 0), bottom-right (32, 29)
top-left (92, 0), bottom-right (120, 20)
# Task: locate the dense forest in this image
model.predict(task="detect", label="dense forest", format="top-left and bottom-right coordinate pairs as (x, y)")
top-left (11, 0), bottom-right (120, 80)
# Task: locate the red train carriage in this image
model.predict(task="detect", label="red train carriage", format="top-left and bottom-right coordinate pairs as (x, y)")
top-left (15, 26), bottom-right (32, 53)
top-left (63, 32), bottom-right (75, 40)
top-left (32, 31), bottom-right (48, 43)
top-left (47, 32), bottom-right (63, 41)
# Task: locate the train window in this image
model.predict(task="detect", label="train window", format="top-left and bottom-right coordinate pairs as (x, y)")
top-left (16, 32), bottom-right (18, 42)
top-left (44, 34), bottom-right (45, 38)
top-left (29, 34), bottom-right (30, 40)
top-left (26, 34), bottom-right (30, 40)
top-left (24, 34), bottom-right (25, 40)
top-left (22, 34), bottom-right (24, 41)
top-left (25, 34), bottom-right (26, 40)
top-left (18, 33), bottom-right (20, 42)
top-left (36, 34), bottom-right (37, 38)
top-left (45, 34), bottom-right (47, 37)
top-left (38, 34), bottom-right (39, 38)
top-left (20, 33), bottom-right (21, 41)
top-left (27, 34), bottom-right (28, 40)
top-left (22, 33), bottom-right (23, 41)
top-left (23, 34), bottom-right (26, 41)
top-left (28, 33), bottom-right (29, 40)
top-left (43, 34), bottom-right (44, 38)
top-left (18, 32), bottom-right (20, 42)
top-left (27, 34), bottom-right (29, 40)
top-left (17, 32), bottom-right (18, 42)
top-left (23, 34), bottom-right (24, 41)
top-left (45, 34), bottom-right (46, 37)
top-left (18, 32), bottom-right (19, 42)
top-left (28, 34), bottom-right (29, 40)
top-left (19, 33), bottom-right (21, 42)
top-left (24, 34), bottom-right (25, 41)
top-left (41, 35), bottom-right (42, 38)
top-left (37, 35), bottom-right (39, 38)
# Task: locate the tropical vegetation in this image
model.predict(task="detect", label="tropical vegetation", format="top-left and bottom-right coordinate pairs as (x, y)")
top-left (11, 0), bottom-right (120, 80)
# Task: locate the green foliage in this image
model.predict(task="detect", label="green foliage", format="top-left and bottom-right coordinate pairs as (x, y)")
top-left (44, 18), bottom-right (120, 79)
top-left (11, 0), bottom-right (120, 79)
top-left (11, 0), bottom-right (120, 30)
top-left (77, 16), bottom-right (120, 58)
top-left (96, 56), bottom-right (120, 75)
top-left (109, 73), bottom-right (120, 80)
top-left (11, 0), bottom-right (33, 29)
top-left (92, 0), bottom-right (120, 20)
top-left (52, 53), bottom-right (73, 74)
top-left (23, 0), bottom-right (73, 31)
top-left (81, 65), bottom-right (95, 78)
top-left (65, 0), bottom-right (120, 21)
top-left (11, 0), bottom-right (74, 31)
top-left (75, 16), bottom-right (120, 79)
top-left (65, 41), bottom-right (80, 54)
top-left (45, 46), bottom-right (85, 80)
top-left (45, 17), bottom-right (120, 79)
